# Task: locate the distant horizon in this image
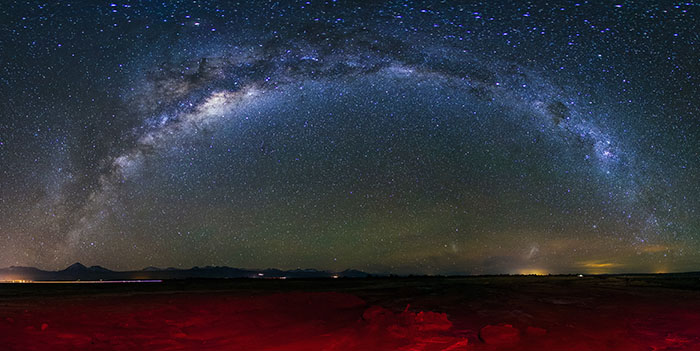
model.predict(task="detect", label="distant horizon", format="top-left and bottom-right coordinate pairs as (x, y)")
top-left (2, 261), bottom-right (696, 277)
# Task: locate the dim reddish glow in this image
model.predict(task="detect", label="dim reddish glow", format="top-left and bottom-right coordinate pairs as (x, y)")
top-left (1, 290), bottom-right (700, 350)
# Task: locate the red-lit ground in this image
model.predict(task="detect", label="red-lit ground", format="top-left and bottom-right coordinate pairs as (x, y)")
top-left (1, 276), bottom-right (700, 350)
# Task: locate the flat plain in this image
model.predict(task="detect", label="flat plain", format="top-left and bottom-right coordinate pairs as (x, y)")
top-left (1, 275), bottom-right (700, 350)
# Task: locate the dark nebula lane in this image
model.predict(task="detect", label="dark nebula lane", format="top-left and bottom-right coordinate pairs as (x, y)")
top-left (0, 1), bottom-right (698, 274)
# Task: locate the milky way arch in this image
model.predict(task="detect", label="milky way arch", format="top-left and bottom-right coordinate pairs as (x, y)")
top-left (60, 30), bottom-right (648, 264)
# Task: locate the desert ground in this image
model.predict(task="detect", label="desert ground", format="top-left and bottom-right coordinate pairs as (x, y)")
top-left (2, 275), bottom-right (700, 350)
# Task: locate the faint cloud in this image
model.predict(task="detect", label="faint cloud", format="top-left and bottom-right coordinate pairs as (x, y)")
top-left (640, 245), bottom-right (668, 253)
top-left (579, 261), bottom-right (621, 269)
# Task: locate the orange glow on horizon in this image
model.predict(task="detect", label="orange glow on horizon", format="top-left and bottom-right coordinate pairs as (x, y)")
top-left (517, 269), bottom-right (548, 276)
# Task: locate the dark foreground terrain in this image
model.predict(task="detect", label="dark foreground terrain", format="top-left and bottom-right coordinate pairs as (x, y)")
top-left (2, 275), bottom-right (700, 350)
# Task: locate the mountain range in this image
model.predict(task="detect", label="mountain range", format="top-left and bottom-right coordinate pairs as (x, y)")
top-left (0, 262), bottom-right (371, 281)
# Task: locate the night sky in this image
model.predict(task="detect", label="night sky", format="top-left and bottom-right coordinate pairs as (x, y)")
top-left (1, 1), bottom-right (698, 274)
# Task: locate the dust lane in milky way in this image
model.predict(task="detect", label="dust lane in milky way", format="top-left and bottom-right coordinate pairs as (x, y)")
top-left (0, 1), bottom-right (697, 274)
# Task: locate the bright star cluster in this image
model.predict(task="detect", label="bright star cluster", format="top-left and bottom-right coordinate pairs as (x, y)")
top-left (0, 1), bottom-right (697, 274)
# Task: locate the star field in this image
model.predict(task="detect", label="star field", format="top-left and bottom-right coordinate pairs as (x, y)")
top-left (0, 1), bottom-right (698, 274)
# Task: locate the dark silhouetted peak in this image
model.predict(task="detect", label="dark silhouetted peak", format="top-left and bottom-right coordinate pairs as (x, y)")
top-left (63, 262), bottom-right (87, 271)
top-left (291, 268), bottom-right (320, 273)
top-left (88, 265), bottom-right (112, 273)
top-left (142, 266), bottom-right (162, 271)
